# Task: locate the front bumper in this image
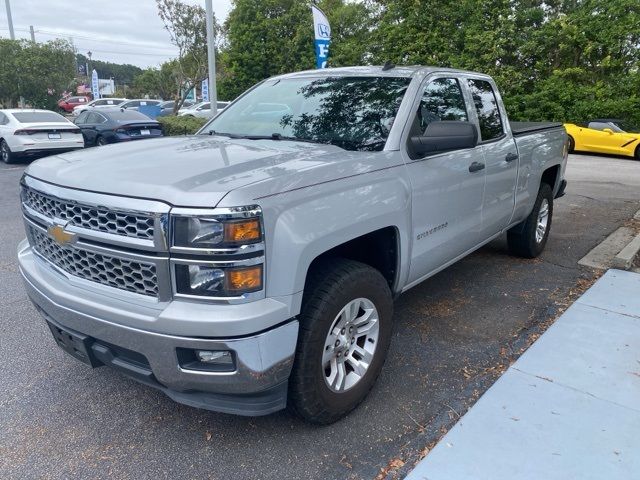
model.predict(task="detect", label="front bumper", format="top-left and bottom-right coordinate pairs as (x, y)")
top-left (18, 241), bottom-right (299, 416)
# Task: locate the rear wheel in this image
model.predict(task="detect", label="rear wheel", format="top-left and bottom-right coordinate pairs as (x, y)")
top-left (288, 259), bottom-right (393, 424)
top-left (507, 183), bottom-right (553, 258)
top-left (1, 140), bottom-right (15, 164)
top-left (635, 145), bottom-right (640, 160)
top-left (96, 136), bottom-right (107, 146)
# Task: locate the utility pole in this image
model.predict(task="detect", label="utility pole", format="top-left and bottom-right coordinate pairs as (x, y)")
top-left (4, 0), bottom-right (15, 40)
top-left (29, 25), bottom-right (35, 42)
top-left (205, 0), bottom-right (217, 117)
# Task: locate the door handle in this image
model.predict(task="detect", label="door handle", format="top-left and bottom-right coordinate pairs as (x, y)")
top-left (505, 152), bottom-right (519, 162)
top-left (468, 161), bottom-right (485, 173)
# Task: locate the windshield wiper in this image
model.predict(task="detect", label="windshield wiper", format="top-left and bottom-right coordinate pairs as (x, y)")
top-left (207, 131), bottom-right (336, 147)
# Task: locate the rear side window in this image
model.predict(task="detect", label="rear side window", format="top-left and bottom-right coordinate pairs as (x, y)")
top-left (12, 112), bottom-right (67, 123)
top-left (416, 78), bottom-right (468, 132)
top-left (0, 112), bottom-right (8, 124)
top-left (467, 79), bottom-right (504, 141)
top-left (75, 111), bottom-right (89, 124)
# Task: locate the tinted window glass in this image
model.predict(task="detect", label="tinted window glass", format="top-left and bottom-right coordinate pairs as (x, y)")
top-left (467, 79), bottom-right (503, 141)
top-left (0, 112), bottom-right (7, 124)
top-left (75, 111), bottom-right (89, 124)
top-left (12, 111), bottom-right (67, 123)
top-left (416, 78), bottom-right (468, 132)
top-left (204, 76), bottom-right (412, 151)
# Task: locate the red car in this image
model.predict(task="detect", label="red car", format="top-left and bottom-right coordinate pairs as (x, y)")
top-left (57, 96), bottom-right (90, 113)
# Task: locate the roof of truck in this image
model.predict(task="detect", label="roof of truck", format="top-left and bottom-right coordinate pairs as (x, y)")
top-left (274, 65), bottom-right (489, 80)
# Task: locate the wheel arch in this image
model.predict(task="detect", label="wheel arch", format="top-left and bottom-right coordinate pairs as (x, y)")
top-left (304, 226), bottom-right (401, 296)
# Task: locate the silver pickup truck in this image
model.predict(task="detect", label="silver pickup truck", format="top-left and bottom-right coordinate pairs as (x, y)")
top-left (17, 66), bottom-right (567, 424)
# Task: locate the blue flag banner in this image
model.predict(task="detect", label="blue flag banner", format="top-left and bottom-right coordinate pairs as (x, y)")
top-left (91, 69), bottom-right (100, 100)
top-left (202, 78), bottom-right (209, 102)
top-left (312, 5), bottom-right (331, 69)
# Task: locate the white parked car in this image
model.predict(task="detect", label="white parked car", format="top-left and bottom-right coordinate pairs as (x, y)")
top-left (0, 109), bottom-right (84, 164)
top-left (117, 99), bottom-right (163, 111)
top-left (177, 101), bottom-right (229, 118)
top-left (72, 98), bottom-right (128, 116)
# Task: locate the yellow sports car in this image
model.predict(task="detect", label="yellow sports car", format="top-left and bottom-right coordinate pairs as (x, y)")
top-left (564, 119), bottom-right (640, 159)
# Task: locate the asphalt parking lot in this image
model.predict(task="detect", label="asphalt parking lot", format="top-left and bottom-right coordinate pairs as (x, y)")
top-left (1, 153), bottom-right (639, 480)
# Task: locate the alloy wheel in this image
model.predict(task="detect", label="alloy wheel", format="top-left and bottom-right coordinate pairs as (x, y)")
top-left (322, 297), bottom-right (379, 392)
top-left (536, 199), bottom-right (549, 243)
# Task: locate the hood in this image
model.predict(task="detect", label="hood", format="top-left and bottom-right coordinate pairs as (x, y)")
top-left (25, 135), bottom-right (347, 207)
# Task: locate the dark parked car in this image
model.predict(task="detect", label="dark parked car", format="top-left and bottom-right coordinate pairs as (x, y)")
top-left (74, 109), bottom-right (164, 146)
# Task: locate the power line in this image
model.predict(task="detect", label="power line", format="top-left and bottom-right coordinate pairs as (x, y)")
top-left (0, 26), bottom-right (175, 52)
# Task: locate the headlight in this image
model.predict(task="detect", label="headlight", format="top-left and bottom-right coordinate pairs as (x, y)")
top-left (174, 264), bottom-right (263, 297)
top-left (171, 207), bottom-right (262, 249)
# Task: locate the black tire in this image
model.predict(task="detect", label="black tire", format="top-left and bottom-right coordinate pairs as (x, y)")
top-left (288, 258), bottom-right (393, 424)
top-left (567, 135), bottom-right (575, 153)
top-left (96, 136), bottom-right (107, 146)
top-left (507, 183), bottom-right (554, 258)
top-left (635, 145), bottom-right (640, 160)
top-left (1, 140), bottom-right (15, 164)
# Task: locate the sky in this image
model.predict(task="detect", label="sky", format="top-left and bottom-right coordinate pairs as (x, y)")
top-left (0, 0), bottom-right (233, 68)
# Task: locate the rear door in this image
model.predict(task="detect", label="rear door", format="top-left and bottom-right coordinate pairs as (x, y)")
top-left (464, 78), bottom-right (519, 237)
top-left (403, 76), bottom-right (486, 285)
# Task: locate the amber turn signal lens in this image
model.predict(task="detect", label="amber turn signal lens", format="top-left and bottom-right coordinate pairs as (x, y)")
top-left (224, 219), bottom-right (261, 243)
top-left (225, 265), bottom-right (263, 294)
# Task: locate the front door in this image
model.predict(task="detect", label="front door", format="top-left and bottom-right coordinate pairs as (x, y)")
top-left (404, 76), bottom-right (486, 286)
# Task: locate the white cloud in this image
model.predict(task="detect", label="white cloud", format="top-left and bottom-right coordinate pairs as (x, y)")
top-left (0, 0), bottom-right (233, 68)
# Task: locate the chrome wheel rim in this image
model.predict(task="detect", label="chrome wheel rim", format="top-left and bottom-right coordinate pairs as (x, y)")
top-left (536, 199), bottom-right (549, 243)
top-left (1, 144), bottom-right (8, 162)
top-left (322, 297), bottom-right (379, 392)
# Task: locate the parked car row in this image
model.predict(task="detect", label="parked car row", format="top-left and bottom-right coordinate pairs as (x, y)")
top-left (59, 95), bottom-right (228, 119)
top-left (0, 108), bottom-right (164, 163)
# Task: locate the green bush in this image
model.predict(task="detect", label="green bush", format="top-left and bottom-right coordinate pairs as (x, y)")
top-left (158, 115), bottom-right (207, 136)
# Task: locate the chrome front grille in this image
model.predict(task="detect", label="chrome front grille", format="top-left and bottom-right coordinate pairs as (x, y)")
top-left (22, 187), bottom-right (155, 240)
top-left (28, 225), bottom-right (159, 297)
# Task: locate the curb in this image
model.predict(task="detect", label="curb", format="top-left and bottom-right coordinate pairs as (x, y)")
top-left (612, 233), bottom-right (640, 270)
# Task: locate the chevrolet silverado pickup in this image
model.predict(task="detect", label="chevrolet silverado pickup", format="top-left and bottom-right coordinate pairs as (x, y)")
top-left (18, 66), bottom-right (568, 424)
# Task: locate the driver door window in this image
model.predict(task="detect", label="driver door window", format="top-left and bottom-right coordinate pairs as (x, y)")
top-left (408, 78), bottom-right (469, 158)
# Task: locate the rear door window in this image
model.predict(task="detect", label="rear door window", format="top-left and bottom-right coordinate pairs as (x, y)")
top-left (467, 79), bottom-right (504, 141)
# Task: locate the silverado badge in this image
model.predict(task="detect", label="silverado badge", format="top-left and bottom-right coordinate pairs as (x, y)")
top-left (47, 223), bottom-right (77, 246)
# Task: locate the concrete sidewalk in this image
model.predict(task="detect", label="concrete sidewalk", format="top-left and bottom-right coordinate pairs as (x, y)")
top-left (406, 269), bottom-right (640, 480)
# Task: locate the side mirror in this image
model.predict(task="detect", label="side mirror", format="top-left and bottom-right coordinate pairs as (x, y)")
top-left (410, 121), bottom-right (478, 156)
top-left (602, 128), bottom-right (614, 134)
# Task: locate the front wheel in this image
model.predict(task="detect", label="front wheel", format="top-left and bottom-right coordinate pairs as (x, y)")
top-left (507, 183), bottom-right (553, 258)
top-left (288, 259), bottom-right (393, 424)
top-left (567, 135), bottom-right (575, 153)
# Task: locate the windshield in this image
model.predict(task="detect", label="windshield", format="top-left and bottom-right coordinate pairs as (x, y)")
top-left (200, 76), bottom-right (412, 151)
top-left (612, 121), bottom-right (639, 133)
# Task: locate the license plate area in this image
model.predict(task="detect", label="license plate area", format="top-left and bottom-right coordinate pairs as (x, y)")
top-left (140, 129), bottom-right (150, 136)
top-left (48, 133), bottom-right (61, 139)
top-left (47, 321), bottom-right (100, 367)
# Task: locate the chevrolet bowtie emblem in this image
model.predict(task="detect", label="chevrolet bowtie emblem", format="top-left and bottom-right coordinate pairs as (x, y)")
top-left (47, 223), bottom-right (77, 246)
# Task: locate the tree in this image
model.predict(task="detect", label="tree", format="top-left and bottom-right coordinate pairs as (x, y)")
top-left (0, 39), bottom-right (75, 109)
top-left (156, 0), bottom-right (222, 111)
top-left (219, 0), bottom-right (373, 100)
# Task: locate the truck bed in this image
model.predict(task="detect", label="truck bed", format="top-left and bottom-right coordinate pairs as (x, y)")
top-left (510, 121), bottom-right (564, 137)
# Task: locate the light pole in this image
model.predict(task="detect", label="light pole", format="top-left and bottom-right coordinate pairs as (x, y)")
top-left (4, 0), bottom-right (15, 40)
top-left (205, 0), bottom-right (217, 117)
